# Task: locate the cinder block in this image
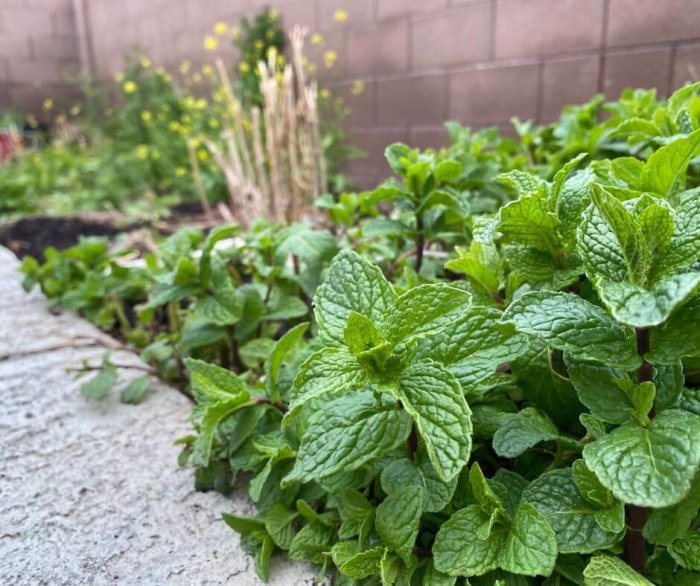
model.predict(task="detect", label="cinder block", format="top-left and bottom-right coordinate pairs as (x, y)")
top-left (412, 3), bottom-right (491, 69)
top-left (541, 55), bottom-right (600, 121)
top-left (673, 43), bottom-right (700, 89)
top-left (409, 125), bottom-right (451, 150)
top-left (449, 63), bottom-right (540, 124)
top-left (376, 73), bottom-right (447, 126)
top-left (329, 79), bottom-right (376, 128)
top-left (377, 0), bottom-right (448, 21)
top-left (603, 48), bottom-right (673, 99)
top-left (608, 0), bottom-right (700, 47)
top-left (347, 20), bottom-right (409, 76)
top-left (495, 0), bottom-right (604, 59)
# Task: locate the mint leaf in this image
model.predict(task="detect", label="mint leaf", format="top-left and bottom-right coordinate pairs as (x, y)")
top-left (522, 468), bottom-right (622, 554)
top-left (564, 355), bottom-right (634, 424)
top-left (283, 391), bottom-right (412, 485)
top-left (492, 407), bottom-right (562, 458)
top-left (338, 546), bottom-right (385, 579)
top-left (398, 361), bottom-right (472, 481)
top-left (504, 291), bottom-right (640, 369)
top-left (644, 474), bottom-right (700, 545)
top-left (80, 355), bottom-right (118, 400)
top-left (557, 167), bottom-right (595, 251)
top-left (595, 272), bottom-right (700, 327)
top-left (433, 503), bottom-right (557, 578)
top-left (119, 375), bottom-right (151, 404)
top-left (314, 250), bottom-right (396, 345)
top-left (186, 358), bottom-right (249, 404)
top-left (375, 483), bottom-right (422, 563)
top-left (193, 397), bottom-right (251, 466)
top-left (497, 193), bottom-right (560, 255)
top-left (265, 322), bottom-right (308, 401)
top-left (583, 555), bottom-right (654, 586)
top-left (432, 505), bottom-right (501, 577)
top-left (384, 284), bottom-right (471, 346)
top-left (668, 531), bottom-right (700, 570)
top-left (656, 189), bottom-right (700, 277)
top-left (500, 503), bottom-right (557, 577)
top-left (648, 296), bottom-right (700, 363)
top-left (285, 347), bottom-right (366, 424)
top-left (583, 410), bottom-right (700, 507)
top-left (641, 128), bottom-right (700, 198)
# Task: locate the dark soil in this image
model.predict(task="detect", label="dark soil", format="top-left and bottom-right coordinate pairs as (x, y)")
top-left (0, 215), bottom-right (131, 260)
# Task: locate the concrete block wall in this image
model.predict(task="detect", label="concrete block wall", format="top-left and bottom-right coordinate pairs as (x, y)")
top-left (2, 0), bottom-right (700, 184)
top-left (0, 0), bottom-right (81, 117)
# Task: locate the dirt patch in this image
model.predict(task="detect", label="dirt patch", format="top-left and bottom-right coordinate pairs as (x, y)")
top-left (0, 214), bottom-right (132, 260)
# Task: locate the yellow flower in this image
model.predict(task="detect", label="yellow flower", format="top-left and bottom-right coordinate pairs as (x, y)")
top-left (175, 167), bottom-right (187, 177)
top-left (277, 54), bottom-right (286, 67)
top-left (164, 73), bottom-right (173, 82)
top-left (42, 98), bottom-right (54, 111)
top-left (231, 27), bottom-right (240, 40)
top-left (268, 8), bottom-right (279, 20)
top-left (140, 57), bottom-right (151, 69)
top-left (197, 149), bottom-right (209, 161)
top-left (54, 114), bottom-right (66, 125)
top-left (306, 62), bottom-right (318, 74)
top-left (151, 150), bottom-right (161, 160)
top-left (192, 73), bottom-right (202, 83)
top-left (320, 88), bottom-right (330, 99)
top-left (195, 98), bottom-right (207, 110)
top-left (204, 36), bottom-right (218, 51)
top-left (208, 119), bottom-right (220, 129)
top-left (26, 114), bottom-right (38, 128)
top-left (202, 64), bottom-right (214, 77)
top-left (156, 66), bottom-right (165, 75)
top-left (214, 22), bottom-right (228, 35)
top-left (311, 33), bottom-right (325, 46)
top-left (323, 50), bottom-right (338, 68)
top-left (254, 39), bottom-right (264, 50)
top-left (141, 111), bottom-right (153, 123)
top-left (239, 62), bottom-right (251, 74)
top-left (169, 121), bottom-right (181, 132)
top-left (114, 71), bottom-right (124, 82)
top-left (351, 79), bottom-right (366, 95)
top-left (334, 9), bottom-right (349, 22)
top-left (136, 145), bottom-right (149, 160)
top-left (69, 106), bottom-right (81, 116)
top-left (180, 60), bottom-right (191, 75)
top-left (123, 81), bottom-right (138, 94)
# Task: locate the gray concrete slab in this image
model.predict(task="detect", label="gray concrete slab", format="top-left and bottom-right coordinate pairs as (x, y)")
top-left (0, 248), bottom-right (314, 585)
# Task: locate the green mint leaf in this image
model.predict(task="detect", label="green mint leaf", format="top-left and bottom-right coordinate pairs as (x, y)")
top-left (375, 484), bottom-right (423, 563)
top-left (572, 459), bottom-right (613, 508)
top-left (185, 358), bottom-right (249, 404)
top-left (418, 306), bottom-right (529, 390)
top-left (499, 503), bottom-right (557, 577)
top-left (564, 354), bottom-right (634, 424)
top-left (504, 291), bottom-right (640, 369)
top-left (433, 505), bottom-right (502, 577)
top-left (289, 522), bottom-right (333, 564)
top-left (381, 454), bottom-right (458, 513)
top-left (433, 503), bottom-right (557, 578)
top-left (119, 375), bottom-right (151, 404)
top-left (338, 546), bottom-right (386, 579)
top-left (587, 184), bottom-right (649, 284)
top-left (551, 153), bottom-right (588, 207)
top-left (398, 361), bottom-right (472, 482)
top-left (193, 397), bottom-right (251, 466)
top-left (644, 474), bottom-right (700, 545)
top-left (668, 531), bottom-right (700, 570)
top-left (583, 410), bottom-right (700, 507)
top-left (283, 391), bottom-right (412, 485)
top-left (444, 242), bottom-right (502, 297)
top-left (648, 296), bottom-right (700, 363)
top-left (314, 250), bottom-right (396, 346)
top-left (635, 197), bottom-right (675, 271)
top-left (655, 188), bottom-right (700, 278)
top-left (343, 311), bottom-right (386, 356)
top-left (265, 322), bottom-right (308, 401)
top-left (420, 560), bottom-right (457, 586)
top-left (503, 244), bottom-right (581, 289)
top-left (557, 167), bottom-right (595, 251)
top-left (595, 273), bottom-right (700, 328)
top-left (496, 193), bottom-right (560, 255)
top-left (496, 170), bottom-right (549, 199)
top-left (641, 127), bottom-right (700, 198)
top-left (469, 462), bottom-right (505, 514)
top-left (284, 347), bottom-right (366, 425)
top-left (583, 556), bottom-right (653, 586)
top-left (522, 468), bottom-right (622, 554)
top-left (194, 254), bottom-right (241, 326)
top-left (80, 356), bottom-right (118, 400)
top-left (384, 284), bottom-right (472, 347)
top-left (263, 503), bottom-right (298, 549)
top-left (385, 142), bottom-right (413, 174)
top-left (492, 407), bottom-right (562, 458)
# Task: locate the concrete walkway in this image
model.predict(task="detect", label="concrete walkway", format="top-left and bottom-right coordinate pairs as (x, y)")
top-left (0, 248), bottom-right (312, 585)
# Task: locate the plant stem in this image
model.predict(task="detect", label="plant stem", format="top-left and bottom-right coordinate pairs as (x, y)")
top-left (415, 213), bottom-right (425, 273)
top-left (625, 327), bottom-right (653, 574)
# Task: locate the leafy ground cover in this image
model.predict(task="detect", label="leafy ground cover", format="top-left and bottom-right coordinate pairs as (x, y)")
top-left (18, 83), bottom-right (700, 585)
